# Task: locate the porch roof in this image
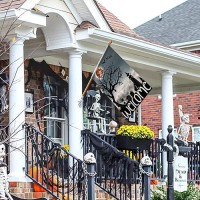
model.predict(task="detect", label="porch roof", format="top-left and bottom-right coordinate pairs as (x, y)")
top-left (75, 27), bottom-right (200, 95)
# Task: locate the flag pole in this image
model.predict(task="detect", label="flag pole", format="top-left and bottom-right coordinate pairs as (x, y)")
top-left (82, 40), bottom-right (112, 97)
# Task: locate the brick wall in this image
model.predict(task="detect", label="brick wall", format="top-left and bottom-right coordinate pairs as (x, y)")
top-left (141, 91), bottom-right (200, 140)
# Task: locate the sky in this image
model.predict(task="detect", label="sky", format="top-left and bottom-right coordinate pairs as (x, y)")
top-left (97, 0), bottom-right (187, 28)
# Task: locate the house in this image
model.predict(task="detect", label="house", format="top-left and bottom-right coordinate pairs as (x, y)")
top-left (134, 0), bottom-right (200, 142)
top-left (1, 0), bottom-right (200, 198)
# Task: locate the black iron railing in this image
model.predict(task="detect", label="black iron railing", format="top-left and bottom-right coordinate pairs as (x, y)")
top-left (188, 141), bottom-right (200, 184)
top-left (24, 124), bottom-right (200, 200)
top-left (24, 124), bottom-right (85, 200)
top-left (86, 132), bottom-right (200, 185)
top-left (86, 133), bottom-right (164, 177)
top-left (82, 130), bottom-right (140, 200)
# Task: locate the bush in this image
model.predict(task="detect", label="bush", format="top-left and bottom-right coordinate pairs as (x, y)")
top-left (151, 182), bottom-right (200, 200)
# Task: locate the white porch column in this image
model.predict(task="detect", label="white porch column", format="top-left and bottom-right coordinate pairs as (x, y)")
top-left (9, 37), bottom-right (26, 181)
top-left (68, 51), bottom-right (83, 160)
top-left (161, 70), bottom-right (176, 176)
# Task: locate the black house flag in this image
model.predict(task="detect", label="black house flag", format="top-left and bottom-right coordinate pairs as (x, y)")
top-left (93, 45), bottom-right (152, 119)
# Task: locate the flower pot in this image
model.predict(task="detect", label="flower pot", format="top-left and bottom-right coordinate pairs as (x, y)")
top-left (116, 135), bottom-right (152, 150)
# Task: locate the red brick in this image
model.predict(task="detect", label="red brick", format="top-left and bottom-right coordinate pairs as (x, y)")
top-left (33, 192), bottom-right (43, 199)
top-left (9, 182), bottom-right (17, 187)
top-left (142, 91), bottom-right (200, 140)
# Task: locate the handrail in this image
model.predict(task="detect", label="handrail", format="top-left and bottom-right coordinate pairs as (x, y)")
top-left (24, 124), bottom-right (85, 200)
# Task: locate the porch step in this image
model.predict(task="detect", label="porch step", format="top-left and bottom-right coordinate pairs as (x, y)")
top-left (10, 181), bottom-right (145, 200)
top-left (9, 182), bottom-right (53, 199)
top-left (9, 182), bottom-right (115, 200)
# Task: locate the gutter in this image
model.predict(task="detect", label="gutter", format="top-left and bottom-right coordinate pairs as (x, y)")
top-left (77, 28), bottom-right (200, 65)
top-left (170, 40), bottom-right (200, 51)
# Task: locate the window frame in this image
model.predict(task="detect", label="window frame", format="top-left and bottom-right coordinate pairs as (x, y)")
top-left (43, 75), bottom-right (67, 145)
top-left (192, 126), bottom-right (200, 142)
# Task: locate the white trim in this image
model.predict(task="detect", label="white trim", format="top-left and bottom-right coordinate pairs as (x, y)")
top-left (20, 0), bottom-right (41, 10)
top-left (44, 116), bottom-right (65, 122)
top-left (16, 9), bottom-right (46, 27)
top-left (85, 28), bottom-right (200, 63)
top-left (129, 111), bottom-right (136, 123)
top-left (192, 126), bottom-right (200, 142)
top-left (171, 40), bottom-right (200, 50)
top-left (63, 0), bottom-right (82, 24)
top-left (76, 28), bottom-right (200, 78)
top-left (83, 0), bottom-right (110, 31)
top-left (0, 9), bottom-right (46, 28)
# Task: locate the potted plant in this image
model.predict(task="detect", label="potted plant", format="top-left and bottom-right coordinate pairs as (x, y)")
top-left (116, 125), bottom-right (154, 150)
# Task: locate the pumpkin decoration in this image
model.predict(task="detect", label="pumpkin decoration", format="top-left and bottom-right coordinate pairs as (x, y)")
top-left (150, 174), bottom-right (159, 185)
top-left (29, 166), bottom-right (46, 192)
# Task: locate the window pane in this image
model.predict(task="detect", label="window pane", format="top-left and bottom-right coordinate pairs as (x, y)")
top-left (43, 75), bottom-right (65, 142)
top-left (193, 127), bottom-right (200, 142)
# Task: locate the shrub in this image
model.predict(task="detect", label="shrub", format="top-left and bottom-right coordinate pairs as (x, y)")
top-left (151, 182), bottom-right (200, 200)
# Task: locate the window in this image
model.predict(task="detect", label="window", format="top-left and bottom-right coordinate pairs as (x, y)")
top-left (128, 110), bottom-right (138, 123)
top-left (100, 93), bottom-right (115, 125)
top-left (43, 75), bottom-right (67, 145)
top-left (83, 90), bottom-right (115, 133)
top-left (192, 126), bottom-right (200, 142)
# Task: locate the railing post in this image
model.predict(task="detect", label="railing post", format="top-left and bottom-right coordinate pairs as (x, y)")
top-left (87, 163), bottom-right (95, 200)
top-left (84, 153), bottom-right (96, 200)
top-left (143, 165), bottom-right (151, 200)
top-left (139, 156), bottom-right (152, 200)
top-left (167, 125), bottom-right (174, 200)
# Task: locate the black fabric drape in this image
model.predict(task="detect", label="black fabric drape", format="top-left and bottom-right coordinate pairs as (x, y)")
top-left (26, 59), bottom-right (68, 87)
top-left (83, 130), bottom-right (139, 184)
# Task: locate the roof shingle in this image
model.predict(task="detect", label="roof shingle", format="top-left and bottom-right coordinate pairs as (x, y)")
top-left (76, 21), bottom-right (98, 30)
top-left (0, 0), bottom-right (26, 11)
top-left (95, 1), bottom-right (140, 38)
top-left (134, 0), bottom-right (200, 45)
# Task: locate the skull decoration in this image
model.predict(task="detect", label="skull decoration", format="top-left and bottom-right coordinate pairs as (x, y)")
top-left (140, 156), bottom-right (152, 166)
top-left (84, 152), bottom-right (96, 164)
top-left (108, 120), bottom-right (118, 132)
